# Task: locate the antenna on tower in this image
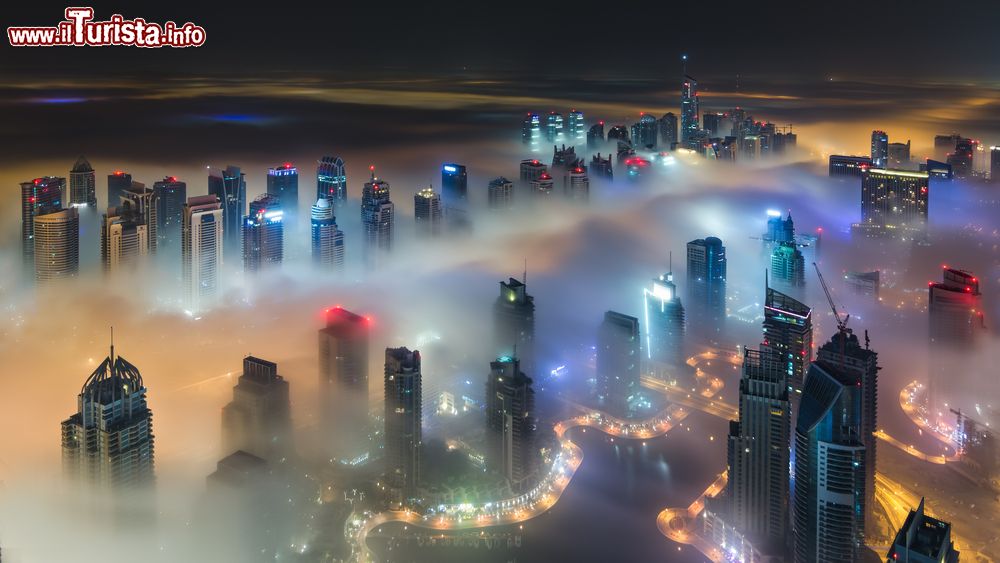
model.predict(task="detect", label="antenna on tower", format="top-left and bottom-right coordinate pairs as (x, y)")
top-left (523, 258), bottom-right (527, 285)
top-left (110, 326), bottom-right (115, 361)
top-left (669, 251), bottom-right (673, 274)
top-left (681, 53), bottom-right (688, 77)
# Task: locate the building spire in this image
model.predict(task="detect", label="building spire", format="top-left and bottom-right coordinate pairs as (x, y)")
top-left (110, 326), bottom-right (115, 362)
top-left (523, 258), bottom-right (527, 285)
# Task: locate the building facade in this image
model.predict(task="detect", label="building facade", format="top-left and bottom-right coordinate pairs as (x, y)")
top-left (181, 195), bottom-right (223, 312)
top-left (384, 347), bottom-right (422, 507)
top-left (243, 194), bottom-right (284, 272)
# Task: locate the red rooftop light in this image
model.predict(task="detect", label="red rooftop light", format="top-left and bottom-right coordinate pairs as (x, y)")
top-left (114, 170), bottom-right (123, 175)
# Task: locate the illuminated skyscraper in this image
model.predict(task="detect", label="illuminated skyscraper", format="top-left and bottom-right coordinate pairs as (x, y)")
top-left (317, 156), bottom-right (347, 205)
top-left (530, 172), bottom-right (555, 197)
top-left (607, 125), bottom-right (629, 144)
top-left (687, 237), bottom-right (727, 338)
top-left (414, 186), bottom-right (443, 236)
top-left (659, 112), bottom-right (678, 148)
top-left (886, 498), bottom-right (960, 563)
top-left (544, 112), bottom-right (565, 143)
top-left (928, 267), bottom-right (985, 415)
top-left (934, 133), bottom-right (962, 162)
top-left (816, 329), bottom-right (879, 539)
top-left (441, 163), bottom-right (467, 205)
top-left (703, 112), bottom-right (724, 137)
top-left (384, 347), bottom-right (422, 508)
top-left (311, 197), bottom-right (344, 269)
top-left (101, 201), bottom-right (151, 273)
top-left (870, 130), bottom-right (889, 168)
top-left (991, 146), bottom-right (1000, 182)
top-left (361, 167), bottom-right (394, 265)
top-left (107, 169), bottom-right (135, 209)
top-left (34, 207), bottom-right (79, 283)
top-left (564, 165), bottom-right (589, 201)
top-left (793, 359), bottom-right (867, 563)
top-left (829, 155), bottom-right (872, 178)
top-left (631, 113), bottom-right (658, 149)
top-left (550, 145), bottom-right (578, 174)
top-left (519, 159), bottom-right (547, 183)
top-left (208, 165), bottom-right (247, 261)
top-left (762, 281), bottom-right (813, 396)
top-left (567, 109), bottom-right (586, 144)
top-left (221, 356), bottom-right (291, 462)
top-left (597, 311), bottom-right (640, 416)
top-left (319, 307), bottom-right (371, 456)
top-left (485, 356), bottom-right (538, 493)
top-left (643, 271), bottom-right (685, 367)
top-left (887, 140), bottom-right (911, 168)
top-left (488, 177), bottom-right (514, 210)
top-left (854, 169), bottom-right (929, 239)
top-left (765, 210), bottom-right (795, 243)
top-left (771, 241), bottom-right (805, 287)
top-left (153, 176), bottom-right (186, 251)
top-left (494, 277), bottom-right (535, 373)
top-left (69, 156), bottom-right (96, 207)
top-left (61, 340), bottom-right (154, 488)
top-left (20, 176), bottom-right (65, 264)
top-left (243, 194), bottom-right (284, 272)
top-left (587, 121), bottom-right (605, 149)
top-left (522, 113), bottom-right (541, 152)
top-left (681, 75), bottom-right (700, 143)
top-left (947, 138), bottom-right (973, 178)
top-left (182, 195), bottom-right (223, 312)
top-left (120, 184), bottom-right (157, 254)
top-left (266, 163), bottom-right (298, 225)
top-left (725, 348), bottom-right (790, 552)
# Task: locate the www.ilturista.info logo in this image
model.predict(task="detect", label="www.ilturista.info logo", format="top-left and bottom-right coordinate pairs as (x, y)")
top-left (8, 7), bottom-right (205, 48)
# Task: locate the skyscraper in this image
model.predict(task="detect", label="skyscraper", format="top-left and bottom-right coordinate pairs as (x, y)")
top-left (384, 347), bottom-right (422, 508)
top-left (725, 348), bottom-right (790, 552)
top-left (544, 112), bottom-right (564, 143)
top-left (414, 186), bottom-right (443, 236)
top-left (991, 146), bottom-right (1000, 183)
top-left (182, 195), bottom-right (223, 312)
top-left (793, 359), bottom-right (867, 563)
top-left (310, 197), bottom-right (345, 269)
top-left (121, 184), bottom-right (157, 254)
top-left (485, 356), bottom-right (538, 493)
top-left (597, 311), bottom-right (640, 416)
top-left (607, 125), bottom-right (629, 144)
top-left (243, 194), bottom-right (284, 272)
top-left (886, 498), bottom-right (960, 563)
top-left (590, 153), bottom-right (613, 180)
top-left (34, 207), bottom-right (79, 282)
top-left (221, 356), bottom-right (291, 462)
top-left (762, 282), bottom-right (813, 396)
top-left (888, 140), bottom-right (911, 168)
top-left (659, 112), bottom-right (678, 148)
top-left (765, 210), bottom-right (795, 243)
top-left (319, 307), bottom-right (370, 454)
top-left (567, 109), bottom-right (586, 144)
top-left (494, 277), bottom-right (535, 374)
top-left (816, 329), bottom-right (879, 539)
top-left (317, 156), bottom-right (347, 205)
top-left (208, 165), bottom-right (247, 261)
top-left (631, 113), bottom-right (658, 149)
top-left (854, 169), bottom-right (929, 239)
top-left (947, 138), bottom-right (973, 178)
top-left (61, 340), bottom-right (154, 488)
top-left (643, 271), bottom-right (685, 367)
top-left (928, 268), bottom-right (985, 414)
top-left (266, 163), bottom-right (299, 225)
top-left (101, 201), bottom-right (151, 272)
top-left (522, 113), bottom-right (541, 152)
top-left (441, 163), bottom-right (467, 206)
top-left (488, 177), bottom-right (514, 210)
top-left (564, 165), bottom-right (589, 201)
top-left (681, 75), bottom-right (700, 143)
top-left (587, 122), bottom-right (605, 149)
top-left (361, 167), bottom-right (394, 266)
top-left (530, 172), bottom-right (555, 197)
top-left (20, 176), bottom-right (65, 264)
top-left (687, 237), bottom-right (727, 337)
top-left (870, 130), bottom-right (889, 168)
top-left (519, 159), bottom-right (547, 183)
top-left (153, 176), bottom-right (187, 250)
top-left (107, 170), bottom-right (135, 209)
top-left (829, 155), bottom-right (873, 178)
top-left (69, 156), bottom-right (96, 207)
top-left (771, 241), bottom-right (805, 287)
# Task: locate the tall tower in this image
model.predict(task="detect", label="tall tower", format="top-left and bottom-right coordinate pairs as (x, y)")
top-left (725, 348), bottom-right (790, 552)
top-left (687, 237), bottom-right (727, 338)
top-left (266, 163), bottom-right (299, 226)
top-left (597, 311), bottom-right (640, 416)
top-left (770, 242), bottom-right (805, 287)
top-left (928, 267), bottom-right (985, 414)
top-left (20, 176), bottom-right (65, 264)
top-left (631, 113), bottom-right (658, 149)
top-left (121, 184), bottom-right (157, 254)
top-left (220, 356), bottom-right (291, 462)
top-left (886, 498), bottom-right (960, 562)
top-left (488, 177), bottom-right (514, 210)
top-left (34, 207), bottom-right (79, 283)
top-left (310, 197), bottom-right (345, 269)
top-left (100, 202), bottom-right (151, 273)
top-left (522, 113), bottom-right (541, 152)
top-left (318, 307), bottom-right (370, 456)
top-left (643, 271), bottom-right (685, 367)
top-left (153, 176), bottom-right (187, 250)
top-left (384, 347), bottom-right (422, 508)
top-left (681, 63), bottom-right (700, 143)
top-left (441, 163), bottom-right (468, 206)
top-left (793, 360), bottom-right (867, 563)
top-left (855, 169), bottom-right (929, 240)
top-left (208, 165), bottom-right (247, 262)
top-left (494, 277), bottom-right (535, 374)
top-left (182, 195), bottom-right (223, 312)
top-left (107, 170), bottom-right (135, 210)
top-left (361, 167), bottom-right (394, 267)
top-left (870, 130), bottom-right (889, 168)
top-left (659, 112), bottom-right (678, 148)
top-left (414, 186), bottom-right (443, 237)
top-left (61, 339), bottom-right (154, 488)
top-left (568, 109), bottom-right (586, 144)
top-left (317, 156), bottom-right (347, 205)
top-left (243, 194), bottom-right (284, 272)
top-left (762, 281), bottom-right (813, 396)
top-left (564, 165), bottom-right (589, 201)
top-left (69, 156), bottom-right (96, 207)
top-left (485, 356), bottom-right (538, 493)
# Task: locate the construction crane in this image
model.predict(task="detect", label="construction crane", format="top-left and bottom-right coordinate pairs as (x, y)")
top-left (813, 262), bottom-right (849, 333)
